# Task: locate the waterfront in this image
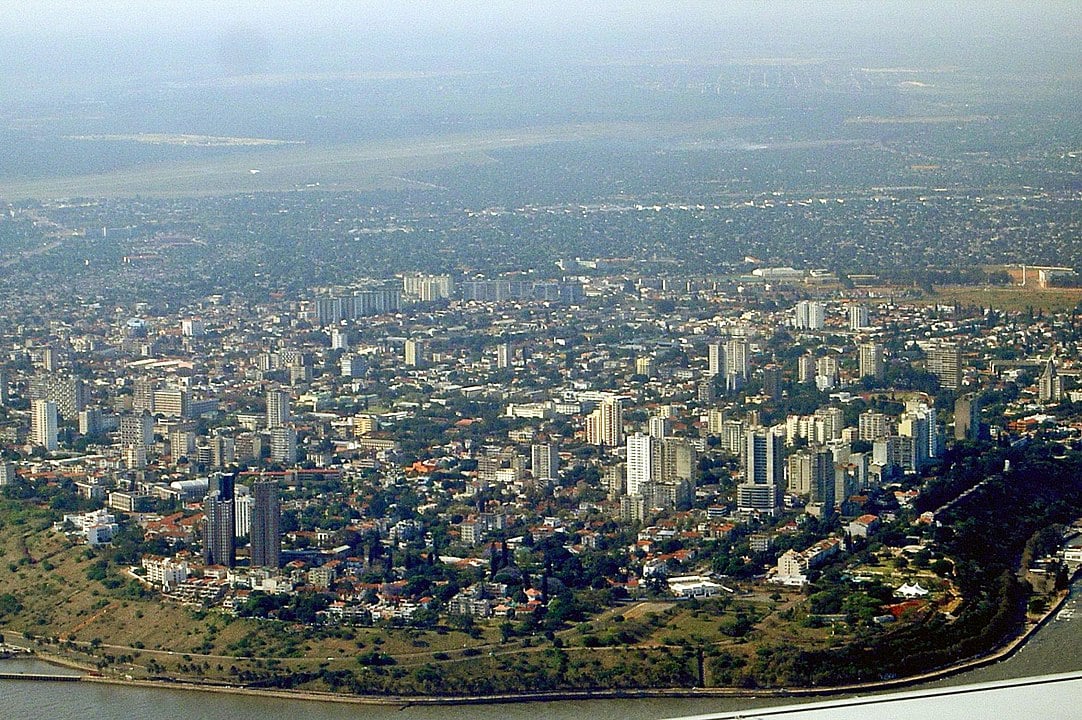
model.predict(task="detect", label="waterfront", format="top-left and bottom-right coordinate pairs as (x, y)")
top-left (3, 579), bottom-right (1081, 720)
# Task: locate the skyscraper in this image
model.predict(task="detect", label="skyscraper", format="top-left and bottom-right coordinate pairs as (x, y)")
top-left (815, 355), bottom-right (838, 390)
top-left (269, 426), bottom-right (297, 464)
top-left (266, 389), bottom-right (291, 428)
top-left (707, 342), bottom-right (724, 377)
top-left (119, 411), bottom-right (155, 453)
top-left (31, 399), bottom-right (58, 451)
top-left (737, 425), bottom-right (784, 513)
top-left (203, 491), bottom-right (236, 568)
top-left (743, 426), bottom-right (784, 489)
top-left (793, 300), bottom-right (825, 330)
top-left (1038, 359), bottom-right (1063, 403)
top-left (761, 364), bottom-right (782, 400)
top-left (926, 340), bottom-right (962, 390)
top-left (954, 394), bottom-right (979, 441)
top-left (585, 396), bottom-right (624, 448)
top-left (625, 432), bottom-right (656, 497)
top-left (848, 305), bottom-right (870, 330)
top-left (497, 343), bottom-right (512, 369)
top-left (250, 479), bottom-right (281, 569)
top-left (787, 445), bottom-right (835, 512)
top-left (797, 354), bottom-right (816, 384)
top-left (724, 337), bottom-right (749, 390)
top-left (209, 470), bottom-right (236, 502)
top-left (404, 338), bottom-right (426, 368)
top-left (647, 415), bottom-right (671, 439)
top-left (531, 443), bottom-right (560, 482)
top-left (330, 328), bottom-right (349, 351)
top-left (859, 410), bottom-right (892, 441)
top-left (29, 374), bottom-right (87, 420)
top-left (859, 343), bottom-right (885, 379)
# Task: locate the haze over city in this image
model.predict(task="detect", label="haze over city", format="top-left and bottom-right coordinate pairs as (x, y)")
top-left (0, 2), bottom-right (1080, 718)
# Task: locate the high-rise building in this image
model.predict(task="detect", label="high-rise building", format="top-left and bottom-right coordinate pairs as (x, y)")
top-left (736, 482), bottom-right (778, 514)
top-left (119, 411), bottom-right (155, 453)
top-left (181, 318), bottom-right (205, 337)
top-left (1038, 359), bottom-right (1063, 403)
top-left (209, 470), bottom-right (236, 502)
top-left (497, 343), bottom-right (512, 369)
top-left (585, 396), bottom-right (624, 448)
top-left (926, 340), bottom-right (962, 390)
top-left (250, 479), bottom-right (281, 569)
top-left (402, 273), bottom-right (454, 301)
top-left (813, 406), bottom-right (845, 444)
top-left (0, 461), bottom-right (16, 486)
top-left (787, 446), bottom-right (835, 512)
top-left (815, 355), bottom-right (838, 390)
top-left (203, 491), bottom-right (236, 568)
top-left (40, 347), bottom-right (57, 372)
top-left (169, 429), bottom-right (196, 460)
top-left (634, 355), bottom-right (654, 378)
top-left (859, 343), bottom-right (885, 379)
top-left (626, 433), bottom-right (656, 497)
top-left (269, 426), bottom-right (297, 464)
top-left (725, 337), bottom-right (749, 390)
top-left (352, 287), bottom-right (402, 316)
top-left (153, 388), bottom-right (192, 419)
top-left (132, 377), bottom-right (156, 414)
top-left (707, 343), bottom-right (724, 377)
top-left (404, 338), bottom-right (426, 368)
top-left (31, 399), bottom-right (58, 451)
top-left (210, 435), bottom-right (236, 467)
top-left (719, 419), bottom-right (746, 455)
top-left (648, 415), bottom-right (671, 439)
top-left (848, 305), bottom-right (870, 330)
top-left (898, 404), bottom-right (940, 471)
top-left (744, 426), bottom-right (784, 491)
top-left (29, 374), bottom-right (87, 420)
top-left (340, 354), bottom-right (366, 378)
top-left (531, 443), bottom-right (560, 482)
top-left (954, 395), bottom-right (979, 441)
top-left (330, 328), bottom-right (349, 351)
top-left (234, 493), bottom-right (253, 538)
top-left (761, 364), bottom-right (782, 400)
top-left (234, 432), bottom-right (264, 463)
top-left (266, 389), bottom-right (291, 428)
top-left (0, 367), bottom-right (9, 406)
top-left (79, 407), bottom-right (103, 436)
top-left (797, 354), bottom-right (816, 384)
top-left (707, 408), bottom-right (727, 435)
top-left (660, 438), bottom-right (697, 483)
top-left (793, 300), bottom-right (825, 330)
top-left (859, 410), bottom-right (892, 441)
top-left (873, 436), bottom-right (903, 476)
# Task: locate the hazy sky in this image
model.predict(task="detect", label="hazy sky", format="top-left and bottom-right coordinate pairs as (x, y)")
top-left (1, 1), bottom-right (1079, 90)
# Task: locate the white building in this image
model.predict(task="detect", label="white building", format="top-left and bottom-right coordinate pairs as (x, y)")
top-left (626, 433), bottom-right (656, 497)
top-left (667, 575), bottom-right (725, 598)
top-left (55, 509), bottom-right (119, 546)
top-left (31, 399), bottom-right (58, 451)
top-left (793, 300), bottom-right (826, 330)
top-left (142, 556), bottom-right (190, 590)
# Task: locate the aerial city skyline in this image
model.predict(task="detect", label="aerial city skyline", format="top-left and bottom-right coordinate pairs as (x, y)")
top-left (0, 1), bottom-right (1080, 714)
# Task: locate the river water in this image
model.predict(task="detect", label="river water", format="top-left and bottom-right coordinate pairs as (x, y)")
top-left (4, 580), bottom-right (1081, 720)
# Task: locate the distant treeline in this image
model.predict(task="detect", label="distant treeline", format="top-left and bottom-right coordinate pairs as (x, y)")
top-left (880, 267), bottom-right (1012, 287)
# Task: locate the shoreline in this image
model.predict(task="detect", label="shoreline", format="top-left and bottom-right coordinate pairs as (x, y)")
top-left (17, 583), bottom-right (1063, 708)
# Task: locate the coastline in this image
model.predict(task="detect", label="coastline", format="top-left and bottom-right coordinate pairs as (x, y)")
top-left (24, 582), bottom-right (1063, 708)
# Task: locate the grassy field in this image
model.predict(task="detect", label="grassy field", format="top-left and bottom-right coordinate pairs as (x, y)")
top-left (930, 284), bottom-right (1082, 312)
